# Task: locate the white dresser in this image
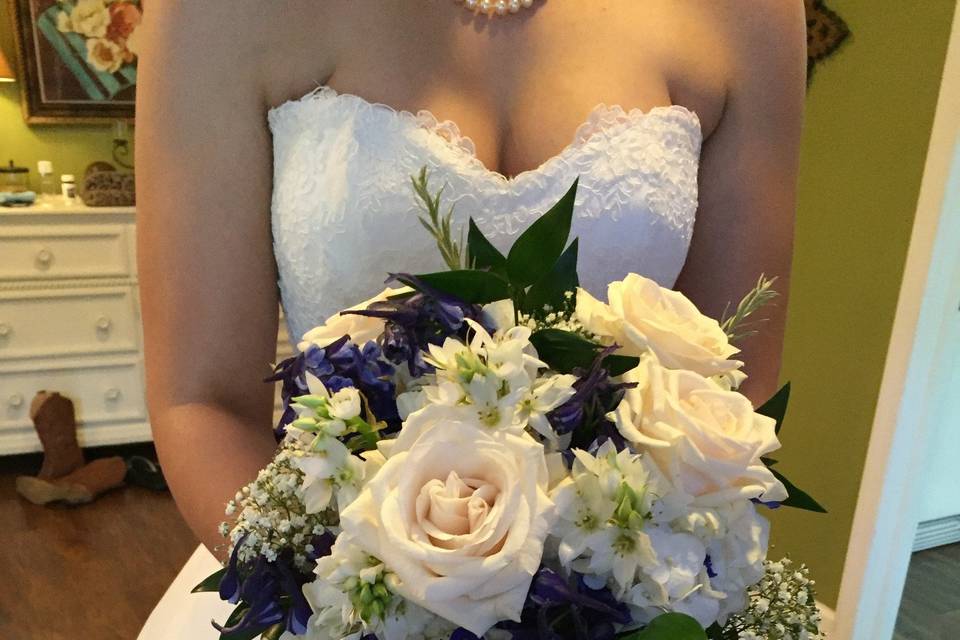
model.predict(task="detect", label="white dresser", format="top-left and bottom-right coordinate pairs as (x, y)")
top-left (0, 204), bottom-right (293, 455)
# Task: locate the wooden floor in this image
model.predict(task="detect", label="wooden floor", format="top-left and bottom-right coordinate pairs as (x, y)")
top-left (894, 542), bottom-right (960, 640)
top-left (0, 444), bottom-right (199, 640)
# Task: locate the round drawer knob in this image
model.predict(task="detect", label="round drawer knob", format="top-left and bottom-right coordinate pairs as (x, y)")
top-left (104, 388), bottom-right (122, 402)
top-left (35, 248), bottom-right (54, 269)
top-left (8, 394), bottom-right (24, 408)
top-left (0, 323), bottom-right (10, 338)
top-left (96, 316), bottom-right (113, 333)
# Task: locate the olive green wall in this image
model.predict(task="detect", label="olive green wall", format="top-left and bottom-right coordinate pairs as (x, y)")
top-left (770, 1), bottom-right (956, 607)
top-left (0, 1), bottom-right (114, 183)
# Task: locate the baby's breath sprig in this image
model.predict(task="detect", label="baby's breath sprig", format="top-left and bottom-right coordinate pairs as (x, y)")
top-left (410, 167), bottom-right (465, 270)
top-left (720, 274), bottom-right (779, 344)
top-left (220, 441), bottom-right (331, 572)
top-left (720, 556), bottom-right (824, 640)
top-left (517, 290), bottom-right (593, 336)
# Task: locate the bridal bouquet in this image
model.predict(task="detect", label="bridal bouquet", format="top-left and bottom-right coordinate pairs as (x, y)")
top-left (194, 173), bottom-right (826, 640)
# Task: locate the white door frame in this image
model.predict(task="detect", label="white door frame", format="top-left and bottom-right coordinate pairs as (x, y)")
top-left (832, 5), bottom-right (960, 638)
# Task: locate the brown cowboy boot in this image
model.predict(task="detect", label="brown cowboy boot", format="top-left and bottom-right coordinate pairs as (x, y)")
top-left (31, 391), bottom-right (85, 479)
top-left (16, 456), bottom-right (127, 506)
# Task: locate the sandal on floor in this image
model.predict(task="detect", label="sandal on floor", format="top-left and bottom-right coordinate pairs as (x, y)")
top-left (124, 455), bottom-right (168, 492)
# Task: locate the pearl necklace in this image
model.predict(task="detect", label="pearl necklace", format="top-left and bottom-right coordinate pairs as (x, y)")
top-left (455, 0), bottom-right (536, 17)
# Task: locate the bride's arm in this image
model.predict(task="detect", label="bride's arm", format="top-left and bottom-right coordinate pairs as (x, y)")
top-left (135, 6), bottom-right (332, 554)
top-left (674, 2), bottom-right (807, 406)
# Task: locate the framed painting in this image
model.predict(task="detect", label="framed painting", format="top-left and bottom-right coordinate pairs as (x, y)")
top-left (8, 0), bottom-right (141, 123)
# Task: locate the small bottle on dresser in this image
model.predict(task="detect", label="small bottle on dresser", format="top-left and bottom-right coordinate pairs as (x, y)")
top-left (36, 161), bottom-right (58, 205)
top-left (60, 174), bottom-right (77, 206)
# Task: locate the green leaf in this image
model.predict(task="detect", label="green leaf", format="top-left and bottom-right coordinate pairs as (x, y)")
top-left (605, 354), bottom-right (641, 377)
top-left (770, 466), bottom-right (828, 513)
top-left (217, 604), bottom-right (270, 640)
top-left (530, 328), bottom-right (640, 377)
top-left (757, 382), bottom-right (791, 435)
top-left (521, 238), bottom-right (580, 315)
top-left (221, 624), bottom-right (270, 640)
top-left (191, 568), bottom-right (226, 593)
top-left (530, 328), bottom-right (601, 374)
top-left (260, 623), bottom-right (286, 640)
top-left (401, 270), bottom-right (510, 305)
top-left (506, 177), bottom-right (578, 288)
top-left (761, 456), bottom-right (779, 467)
top-left (618, 612), bottom-right (708, 639)
top-left (467, 218), bottom-right (507, 273)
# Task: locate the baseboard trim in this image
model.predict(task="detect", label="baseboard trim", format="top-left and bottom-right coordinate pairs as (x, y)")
top-left (914, 515), bottom-right (960, 551)
top-left (817, 601), bottom-right (836, 636)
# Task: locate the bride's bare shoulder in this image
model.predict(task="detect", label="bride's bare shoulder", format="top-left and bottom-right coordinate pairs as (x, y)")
top-left (142, 1), bottom-right (338, 106)
top-left (712, 1), bottom-right (807, 75)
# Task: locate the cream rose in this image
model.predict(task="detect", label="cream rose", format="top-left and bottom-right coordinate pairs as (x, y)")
top-left (576, 273), bottom-right (742, 377)
top-left (611, 355), bottom-right (786, 506)
top-left (298, 286), bottom-right (410, 352)
top-left (339, 405), bottom-right (555, 636)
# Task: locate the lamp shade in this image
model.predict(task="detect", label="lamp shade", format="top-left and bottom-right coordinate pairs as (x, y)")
top-left (0, 48), bottom-right (15, 82)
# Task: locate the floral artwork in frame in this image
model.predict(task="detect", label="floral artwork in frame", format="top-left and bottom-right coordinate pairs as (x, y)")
top-left (9, 0), bottom-right (142, 123)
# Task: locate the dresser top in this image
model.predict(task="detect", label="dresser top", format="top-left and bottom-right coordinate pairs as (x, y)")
top-left (0, 203), bottom-right (135, 216)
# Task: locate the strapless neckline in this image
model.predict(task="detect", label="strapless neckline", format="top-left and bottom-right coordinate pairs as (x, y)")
top-left (268, 85), bottom-right (703, 186)
top-left (268, 83), bottom-right (702, 338)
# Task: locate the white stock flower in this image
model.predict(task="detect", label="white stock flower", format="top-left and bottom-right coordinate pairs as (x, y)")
top-left (550, 442), bottom-right (659, 589)
top-left (421, 319), bottom-right (549, 432)
top-left (299, 286), bottom-right (410, 351)
top-left (516, 374), bottom-right (577, 443)
top-left (287, 376), bottom-right (371, 512)
top-left (575, 273), bottom-right (742, 378)
top-left (623, 524), bottom-right (724, 628)
top-left (550, 442), bottom-right (725, 627)
top-left (611, 354), bottom-right (787, 506)
top-left (481, 299), bottom-right (516, 332)
top-left (338, 414), bottom-right (554, 636)
top-left (701, 501), bottom-right (771, 622)
top-left (305, 536), bottom-right (459, 640)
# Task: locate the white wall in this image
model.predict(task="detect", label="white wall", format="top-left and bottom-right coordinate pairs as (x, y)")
top-left (917, 155), bottom-right (960, 525)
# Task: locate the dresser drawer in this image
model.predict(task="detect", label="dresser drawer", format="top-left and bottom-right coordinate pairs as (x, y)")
top-left (0, 224), bottom-right (131, 282)
top-left (0, 287), bottom-right (138, 361)
top-left (1, 360), bottom-right (146, 432)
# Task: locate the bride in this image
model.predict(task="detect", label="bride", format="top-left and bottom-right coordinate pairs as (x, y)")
top-left (134, 1), bottom-right (806, 637)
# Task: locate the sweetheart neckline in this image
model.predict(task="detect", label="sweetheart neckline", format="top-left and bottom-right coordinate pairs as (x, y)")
top-left (269, 85), bottom-right (703, 185)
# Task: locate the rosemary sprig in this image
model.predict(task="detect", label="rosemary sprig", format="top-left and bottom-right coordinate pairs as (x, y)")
top-left (410, 167), bottom-right (465, 270)
top-left (720, 274), bottom-right (779, 344)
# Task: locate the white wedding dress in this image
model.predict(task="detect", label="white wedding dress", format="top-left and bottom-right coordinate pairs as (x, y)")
top-left (139, 85), bottom-right (702, 639)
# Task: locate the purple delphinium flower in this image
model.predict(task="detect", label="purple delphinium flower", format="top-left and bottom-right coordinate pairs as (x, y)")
top-left (266, 337), bottom-right (399, 440)
top-left (704, 554), bottom-right (718, 579)
top-left (215, 539), bottom-right (335, 638)
top-left (548, 346), bottom-right (636, 454)
top-left (492, 567), bottom-right (631, 640)
top-left (345, 273), bottom-right (490, 377)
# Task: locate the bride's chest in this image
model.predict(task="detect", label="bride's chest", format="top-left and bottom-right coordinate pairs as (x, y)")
top-left (264, 0), bottom-right (728, 179)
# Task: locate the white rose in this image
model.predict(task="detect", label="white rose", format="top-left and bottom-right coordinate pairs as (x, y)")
top-left (576, 273), bottom-right (742, 377)
top-left (339, 407), bottom-right (555, 636)
top-left (69, 0), bottom-right (110, 38)
top-left (611, 355), bottom-right (786, 506)
top-left (298, 286), bottom-right (410, 352)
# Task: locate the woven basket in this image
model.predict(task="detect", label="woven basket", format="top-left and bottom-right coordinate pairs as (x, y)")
top-left (80, 170), bottom-right (136, 207)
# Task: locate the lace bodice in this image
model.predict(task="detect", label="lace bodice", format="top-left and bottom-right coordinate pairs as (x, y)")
top-left (269, 87), bottom-right (703, 343)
